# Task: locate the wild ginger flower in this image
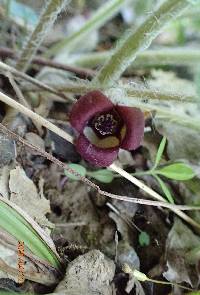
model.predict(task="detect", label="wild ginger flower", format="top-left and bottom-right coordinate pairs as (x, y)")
top-left (70, 91), bottom-right (144, 167)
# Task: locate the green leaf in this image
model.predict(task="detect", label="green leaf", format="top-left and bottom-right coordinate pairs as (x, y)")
top-left (0, 198), bottom-right (60, 269)
top-left (155, 163), bottom-right (195, 181)
top-left (64, 164), bottom-right (87, 180)
top-left (154, 175), bottom-right (174, 204)
top-left (153, 136), bottom-right (167, 169)
top-left (91, 169), bottom-right (114, 183)
top-left (139, 231), bottom-right (150, 246)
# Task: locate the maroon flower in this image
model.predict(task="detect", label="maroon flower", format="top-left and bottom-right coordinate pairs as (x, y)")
top-left (70, 91), bottom-right (144, 167)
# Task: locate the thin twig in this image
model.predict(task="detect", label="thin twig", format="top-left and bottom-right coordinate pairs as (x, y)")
top-left (0, 61), bottom-right (74, 102)
top-left (0, 123), bottom-right (200, 231)
top-left (5, 72), bottom-right (31, 108)
top-left (0, 47), bottom-right (95, 78)
top-left (106, 202), bottom-right (141, 232)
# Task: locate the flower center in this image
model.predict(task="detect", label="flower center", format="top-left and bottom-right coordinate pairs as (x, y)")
top-left (90, 110), bottom-right (122, 138)
top-left (83, 109), bottom-right (126, 149)
top-left (93, 113), bottom-right (118, 136)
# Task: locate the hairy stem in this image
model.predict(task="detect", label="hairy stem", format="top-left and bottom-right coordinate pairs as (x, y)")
top-left (16, 0), bottom-right (69, 72)
top-left (45, 0), bottom-right (128, 57)
top-left (72, 48), bottom-right (200, 69)
top-left (111, 97), bottom-right (200, 131)
top-left (93, 0), bottom-right (196, 87)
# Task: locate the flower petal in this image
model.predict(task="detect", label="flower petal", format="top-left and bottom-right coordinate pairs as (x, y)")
top-left (115, 106), bottom-right (145, 150)
top-left (76, 134), bottom-right (119, 167)
top-left (70, 91), bottom-right (113, 133)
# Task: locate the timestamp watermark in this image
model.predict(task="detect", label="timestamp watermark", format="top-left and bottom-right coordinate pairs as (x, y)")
top-left (17, 241), bottom-right (25, 284)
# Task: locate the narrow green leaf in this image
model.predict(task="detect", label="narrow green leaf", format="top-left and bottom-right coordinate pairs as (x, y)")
top-left (139, 231), bottom-right (150, 246)
top-left (155, 163), bottom-right (195, 181)
top-left (91, 169), bottom-right (114, 183)
top-left (154, 175), bottom-right (174, 204)
top-left (64, 164), bottom-right (87, 180)
top-left (0, 200), bottom-right (60, 269)
top-left (153, 136), bottom-right (167, 168)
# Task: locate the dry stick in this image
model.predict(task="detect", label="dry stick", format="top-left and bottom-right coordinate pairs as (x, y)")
top-left (0, 91), bottom-right (73, 144)
top-left (0, 47), bottom-right (95, 78)
top-left (0, 122), bottom-right (199, 215)
top-left (0, 92), bottom-right (199, 229)
top-left (6, 72), bottom-right (31, 108)
top-left (0, 61), bottom-right (74, 102)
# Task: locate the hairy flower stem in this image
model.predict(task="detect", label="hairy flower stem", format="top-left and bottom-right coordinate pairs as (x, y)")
top-left (72, 48), bottom-right (200, 69)
top-left (112, 98), bottom-right (200, 131)
top-left (93, 0), bottom-right (196, 87)
top-left (45, 0), bottom-right (127, 57)
top-left (2, 60), bottom-right (196, 104)
top-left (16, 0), bottom-right (69, 72)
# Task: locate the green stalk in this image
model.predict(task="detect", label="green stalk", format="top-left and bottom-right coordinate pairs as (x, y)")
top-left (71, 48), bottom-right (200, 69)
top-left (110, 95), bottom-right (200, 131)
top-left (93, 0), bottom-right (197, 87)
top-left (45, 0), bottom-right (128, 57)
top-left (45, 80), bottom-right (197, 103)
top-left (16, 0), bottom-right (69, 72)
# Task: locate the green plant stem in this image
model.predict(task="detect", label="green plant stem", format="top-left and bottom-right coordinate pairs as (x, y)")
top-left (1, 61), bottom-right (197, 105)
top-left (110, 96), bottom-right (200, 131)
top-left (148, 278), bottom-right (193, 291)
top-left (93, 0), bottom-right (196, 87)
top-left (45, 0), bottom-right (128, 57)
top-left (51, 82), bottom-right (197, 103)
top-left (71, 48), bottom-right (200, 69)
top-left (16, 0), bottom-right (69, 72)
top-left (124, 85), bottom-right (196, 102)
top-left (2, 61), bottom-right (196, 129)
top-left (124, 264), bottom-right (193, 291)
top-left (114, 171), bottom-right (152, 178)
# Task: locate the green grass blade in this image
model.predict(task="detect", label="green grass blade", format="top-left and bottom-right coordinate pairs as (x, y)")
top-left (0, 199), bottom-right (61, 269)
